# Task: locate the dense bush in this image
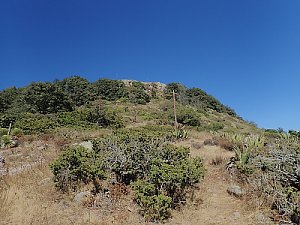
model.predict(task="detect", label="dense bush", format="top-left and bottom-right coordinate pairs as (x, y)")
top-left (50, 146), bottom-right (106, 192)
top-left (93, 78), bottom-right (128, 101)
top-left (164, 82), bottom-right (187, 101)
top-left (132, 180), bottom-right (172, 221)
top-left (173, 107), bottom-right (202, 127)
top-left (0, 87), bottom-right (20, 113)
top-left (52, 131), bottom-right (204, 221)
top-left (15, 114), bottom-right (59, 134)
top-left (93, 137), bottom-right (204, 221)
top-left (56, 111), bottom-right (86, 127)
top-left (163, 83), bottom-right (237, 117)
top-left (128, 82), bottom-right (151, 105)
top-left (208, 122), bottom-right (224, 131)
top-left (24, 82), bottom-right (74, 114)
top-left (83, 107), bottom-right (124, 128)
top-left (220, 133), bottom-right (300, 224)
top-left (57, 76), bottom-right (96, 106)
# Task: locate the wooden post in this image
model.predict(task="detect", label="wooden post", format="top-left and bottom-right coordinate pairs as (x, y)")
top-left (173, 90), bottom-right (178, 129)
top-left (7, 122), bottom-right (12, 135)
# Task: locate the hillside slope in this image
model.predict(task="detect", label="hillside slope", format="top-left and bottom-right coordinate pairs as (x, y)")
top-left (1, 76), bottom-right (298, 225)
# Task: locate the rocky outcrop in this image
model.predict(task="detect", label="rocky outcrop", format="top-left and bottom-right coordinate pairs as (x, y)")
top-left (227, 185), bottom-right (245, 197)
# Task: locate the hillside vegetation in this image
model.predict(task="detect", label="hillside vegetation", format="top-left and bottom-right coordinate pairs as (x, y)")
top-left (0, 76), bottom-right (299, 225)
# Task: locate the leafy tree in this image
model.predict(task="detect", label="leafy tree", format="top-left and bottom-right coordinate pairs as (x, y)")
top-left (128, 82), bottom-right (151, 104)
top-left (186, 88), bottom-right (236, 115)
top-left (164, 83), bottom-right (187, 100)
top-left (24, 82), bottom-right (73, 114)
top-left (0, 87), bottom-right (19, 113)
top-left (93, 78), bottom-right (128, 101)
top-left (57, 76), bottom-right (96, 106)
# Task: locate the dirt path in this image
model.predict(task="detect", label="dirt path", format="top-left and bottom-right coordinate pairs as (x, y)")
top-left (167, 141), bottom-right (270, 225)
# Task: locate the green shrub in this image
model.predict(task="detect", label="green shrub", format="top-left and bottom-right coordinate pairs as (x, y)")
top-left (56, 111), bottom-right (87, 127)
top-left (127, 82), bottom-right (151, 105)
top-left (11, 128), bottom-right (23, 136)
top-left (24, 82), bottom-right (74, 114)
top-left (50, 146), bottom-right (106, 192)
top-left (93, 78), bottom-right (128, 101)
top-left (92, 136), bottom-right (158, 183)
top-left (57, 76), bottom-right (96, 106)
top-left (52, 132), bottom-right (204, 221)
top-left (176, 108), bottom-right (201, 127)
top-left (1, 135), bottom-right (11, 147)
top-left (149, 156), bottom-right (204, 203)
top-left (171, 128), bottom-right (189, 140)
top-left (208, 122), bottom-right (224, 131)
top-left (128, 88), bottom-right (150, 104)
top-left (84, 107), bottom-right (124, 128)
top-left (132, 180), bottom-right (172, 221)
top-left (15, 114), bottom-right (58, 134)
top-left (0, 128), bottom-right (8, 136)
top-left (164, 83), bottom-right (187, 100)
top-left (0, 114), bottom-right (17, 128)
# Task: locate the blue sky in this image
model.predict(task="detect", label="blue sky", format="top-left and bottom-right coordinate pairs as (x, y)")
top-left (1, 0), bottom-right (300, 131)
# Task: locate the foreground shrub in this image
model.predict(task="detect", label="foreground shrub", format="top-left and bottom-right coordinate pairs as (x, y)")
top-left (132, 180), bottom-right (172, 221)
top-left (52, 131), bottom-right (205, 221)
top-left (221, 132), bottom-right (300, 224)
top-left (50, 146), bottom-right (106, 192)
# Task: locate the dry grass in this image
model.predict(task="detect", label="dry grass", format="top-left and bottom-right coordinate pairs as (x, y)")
top-left (0, 159), bottom-right (144, 225)
top-left (0, 133), bottom-right (144, 225)
top-left (210, 155), bottom-right (225, 166)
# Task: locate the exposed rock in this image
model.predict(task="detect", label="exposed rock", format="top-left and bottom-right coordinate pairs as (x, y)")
top-left (121, 80), bottom-right (166, 97)
top-left (10, 136), bottom-right (19, 148)
top-left (0, 155), bottom-right (5, 165)
top-left (203, 139), bottom-right (218, 146)
top-left (38, 177), bottom-right (51, 186)
top-left (232, 211), bottom-right (241, 218)
top-left (227, 185), bottom-right (245, 197)
top-left (191, 142), bottom-right (203, 149)
top-left (74, 191), bottom-right (90, 203)
top-left (78, 141), bottom-right (93, 150)
top-left (255, 213), bottom-right (273, 224)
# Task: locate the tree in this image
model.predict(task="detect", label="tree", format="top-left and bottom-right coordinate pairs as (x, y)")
top-left (128, 81), bottom-right (151, 104)
top-left (24, 82), bottom-right (73, 114)
top-left (0, 87), bottom-right (19, 113)
top-left (57, 76), bottom-right (96, 106)
top-left (93, 78), bottom-right (128, 101)
top-left (164, 83), bottom-right (187, 100)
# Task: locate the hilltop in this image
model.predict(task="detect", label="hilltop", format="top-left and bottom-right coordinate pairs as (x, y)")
top-left (0, 76), bottom-right (299, 225)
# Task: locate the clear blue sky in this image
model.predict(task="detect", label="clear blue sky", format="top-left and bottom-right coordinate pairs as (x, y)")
top-left (1, 0), bottom-right (300, 131)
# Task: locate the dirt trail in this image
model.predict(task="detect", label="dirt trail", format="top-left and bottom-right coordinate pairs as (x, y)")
top-left (167, 141), bottom-right (270, 225)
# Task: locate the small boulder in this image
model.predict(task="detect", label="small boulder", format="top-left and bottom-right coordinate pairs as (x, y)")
top-left (10, 136), bottom-right (19, 148)
top-left (191, 142), bottom-right (203, 149)
top-left (0, 155), bottom-right (5, 165)
top-left (227, 185), bottom-right (245, 197)
top-left (74, 191), bottom-right (90, 204)
top-left (38, 177), bottom-right (51, 186)
top-left (78, 141), bottom-right (93, 151)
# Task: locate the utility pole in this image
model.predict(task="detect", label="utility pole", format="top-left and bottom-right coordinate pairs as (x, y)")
top-left (172, 90), bottom-right (178, 129)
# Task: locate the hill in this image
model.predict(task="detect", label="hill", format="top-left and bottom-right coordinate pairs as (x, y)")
top-left (0, 76), bottom-right (299, 225)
